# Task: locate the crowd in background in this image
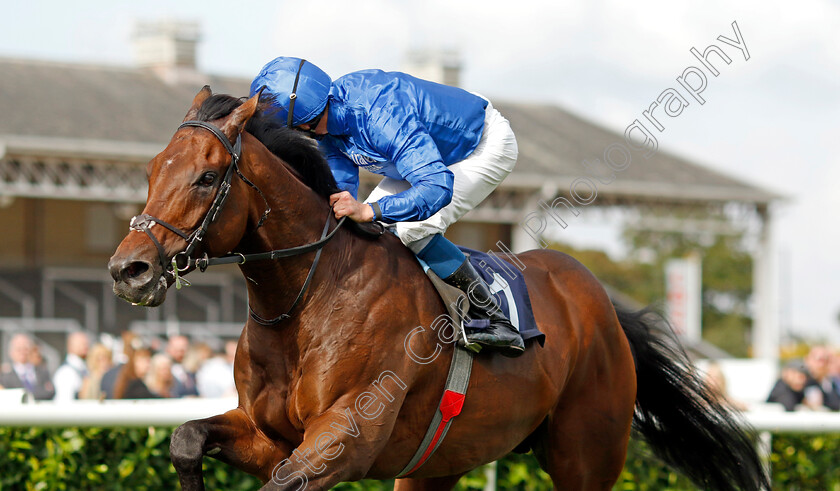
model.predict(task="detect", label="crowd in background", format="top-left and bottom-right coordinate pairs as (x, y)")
top-left (0, 331), bottom-right (237, 401)
top-left (701, 344), bottom-right (840, 413)
top-left (0, 331), bottom-right (839, 411)
top-left (765, 345), bottom-right (840, 412)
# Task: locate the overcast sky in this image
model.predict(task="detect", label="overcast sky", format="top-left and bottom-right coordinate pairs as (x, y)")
top-left (1, 0), bottom-right (838, 343)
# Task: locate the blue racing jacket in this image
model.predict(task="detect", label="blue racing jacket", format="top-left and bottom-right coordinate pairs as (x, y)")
top-left (318, 70), bottom-right (488, 223)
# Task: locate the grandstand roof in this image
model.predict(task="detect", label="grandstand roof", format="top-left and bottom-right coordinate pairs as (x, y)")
top-left (0, 57), bottom-right (780, 205)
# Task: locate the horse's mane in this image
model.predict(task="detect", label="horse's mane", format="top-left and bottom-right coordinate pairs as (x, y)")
top-left (196, 94), bottom-right (340, 198)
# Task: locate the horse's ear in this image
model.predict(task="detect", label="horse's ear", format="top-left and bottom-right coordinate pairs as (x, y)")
top-left (183, 86), bottom-right (212, 122)
top-left (219, 89), bottom-right (262, 142)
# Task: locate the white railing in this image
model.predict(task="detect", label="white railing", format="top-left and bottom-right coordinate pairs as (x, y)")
top-left (0, 393), bottom-right (237, 427)
top-left (742, 408), bottom-right (840, 433)
top-left (0, 394), bottom-right (838, 432)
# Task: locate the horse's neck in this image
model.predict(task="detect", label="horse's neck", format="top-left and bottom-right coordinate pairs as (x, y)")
top-left (238, 216), bottom-right (342, 315)
top-left (235, 143), bottom-right (349, 331)
top-left (237, 217), bottom-right (366, 380)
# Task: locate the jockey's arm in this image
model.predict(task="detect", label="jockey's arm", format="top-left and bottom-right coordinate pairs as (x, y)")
top-left (322, 144), bottom-right (374, 222)
top-left (320, 143), bottom-right (360, 197)
top-left (363, 106), bottom-right (454, 223)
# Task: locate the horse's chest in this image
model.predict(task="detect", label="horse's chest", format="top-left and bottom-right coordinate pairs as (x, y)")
top-left (249, 390), bottom-right (304, 445)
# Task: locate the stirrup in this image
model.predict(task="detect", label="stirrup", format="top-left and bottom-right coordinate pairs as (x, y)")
top-left (455, 295), bottom-right (483, 353)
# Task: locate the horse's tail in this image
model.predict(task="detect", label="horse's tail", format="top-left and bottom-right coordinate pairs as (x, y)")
top-left (615, 305), bottom-right (769, 491)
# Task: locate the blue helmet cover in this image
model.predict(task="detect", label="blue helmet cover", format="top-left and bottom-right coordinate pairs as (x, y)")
top-left (250, 57), bottom-right (332, 126)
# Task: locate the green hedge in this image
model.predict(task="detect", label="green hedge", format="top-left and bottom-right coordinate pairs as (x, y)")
top-left (1, 427), bottom-right (838, 490)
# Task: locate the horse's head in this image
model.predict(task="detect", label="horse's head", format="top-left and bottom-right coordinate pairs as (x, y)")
top-left (108, 87), bottom-right (260, 306)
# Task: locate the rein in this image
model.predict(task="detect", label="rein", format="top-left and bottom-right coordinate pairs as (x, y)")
top-left (130, 119), bottom-right (347, 321)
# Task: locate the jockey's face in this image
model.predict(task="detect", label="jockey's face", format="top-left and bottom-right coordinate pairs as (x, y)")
top-left (297, 105), bottom-right (329, 140)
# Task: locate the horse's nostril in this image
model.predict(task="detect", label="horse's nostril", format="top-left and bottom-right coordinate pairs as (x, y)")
top-left (124, 261), bottom-right (150, 280)
top-left (109, 255), bottom-right (156, 287)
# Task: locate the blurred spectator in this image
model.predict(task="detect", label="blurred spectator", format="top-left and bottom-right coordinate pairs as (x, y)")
top-left (767, 360), bottom-right (808, 411)
top-left (113, 337), bottom-right (158, 399)
top-left (100, 362), bottom-right (123, 399)
top-left (702, 362), bottom-right (747, 411)
top-left (100, 332), bottom-right (134, 399)
top-left (28, 342), bottom-right (44, 367)
top-left (182, 342), bottom-right (213, 380)
top-left (53, 331), bottom-right (91, 402)
top-left (28, 342), bottom-right (54, 396)
top-left (829, 348), bottom-right (840, 396)
top-left (196, 340), bottom-right (237, 398)
top-left (145, 353), bottom-right (175, 398)
top-left (0, 333), bottom-right (55, 400)
top-left (78, 343), bottom-right (113, 400)
top-left (804, 345), bottom-right (840, 411)
top-left (166, 335), bottom-right (198, 398)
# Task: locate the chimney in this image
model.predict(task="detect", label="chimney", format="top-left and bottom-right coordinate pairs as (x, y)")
top-left (132, 20), bottom-right (203, 85)
top-left (402, 48), bottom-right (462, 87)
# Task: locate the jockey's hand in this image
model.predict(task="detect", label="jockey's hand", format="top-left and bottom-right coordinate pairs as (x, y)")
top-left (329, 191), bottom-right (375, 222)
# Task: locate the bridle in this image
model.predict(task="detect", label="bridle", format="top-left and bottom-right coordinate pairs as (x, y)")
top-left (129, 119), bottom-right (346, 322)
top-left (130, 121), bottom-right (242, 281)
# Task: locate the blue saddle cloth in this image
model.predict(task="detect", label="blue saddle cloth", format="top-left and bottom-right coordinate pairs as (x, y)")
top-left (458, 247), bottom-right (545, 346)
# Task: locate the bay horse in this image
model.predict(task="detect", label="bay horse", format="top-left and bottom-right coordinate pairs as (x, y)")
top-left (108, 87), bottom-right (767, 491)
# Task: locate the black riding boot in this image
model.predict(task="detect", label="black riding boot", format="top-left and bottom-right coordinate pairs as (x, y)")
top-left (443, 259), bottom-right (525, 357)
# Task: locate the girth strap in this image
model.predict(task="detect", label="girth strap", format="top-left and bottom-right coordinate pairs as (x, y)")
top-left (397, 269), bottom-right (476, 477)
top-left (397, 345), bottom-right (475, 477)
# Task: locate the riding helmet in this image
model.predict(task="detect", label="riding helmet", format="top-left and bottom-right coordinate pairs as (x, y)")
top-left (250, 57), bottom-right (331, 128)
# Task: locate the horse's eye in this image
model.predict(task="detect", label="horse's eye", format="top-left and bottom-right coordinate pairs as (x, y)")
top-left (199, 172), bottom-right (217, 187)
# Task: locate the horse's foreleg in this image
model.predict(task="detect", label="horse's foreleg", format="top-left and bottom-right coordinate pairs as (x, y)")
top-left (171, 407), bottom-right (292, 491)
top-left (258, 403), bottom-right (403, 491)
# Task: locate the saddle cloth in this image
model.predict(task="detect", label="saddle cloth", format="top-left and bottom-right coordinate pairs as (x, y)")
top-left (457, 247), bottom-right (545, 346)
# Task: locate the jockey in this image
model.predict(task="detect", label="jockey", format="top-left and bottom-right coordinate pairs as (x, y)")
top-left (251, 57), bottom-right (524, 357)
